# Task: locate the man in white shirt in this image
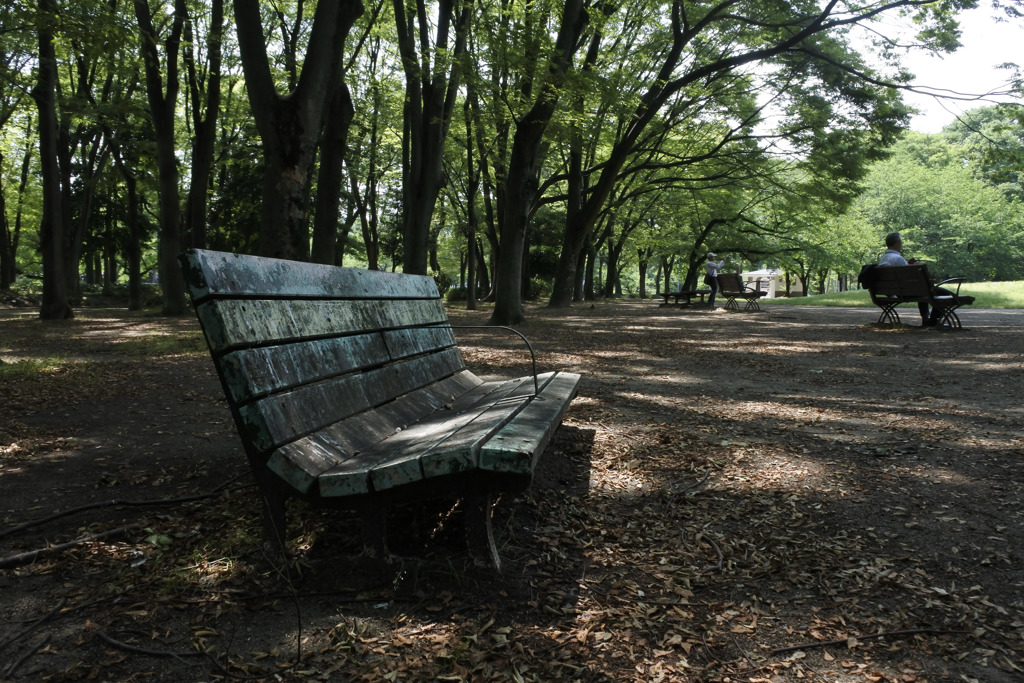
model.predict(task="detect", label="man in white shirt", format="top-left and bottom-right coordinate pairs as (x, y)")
top-left (878, 232), bottom-right (935, 326)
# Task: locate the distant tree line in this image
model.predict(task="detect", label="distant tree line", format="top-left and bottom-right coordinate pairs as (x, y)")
top-left (1, 0), bottom-right (1021, 321)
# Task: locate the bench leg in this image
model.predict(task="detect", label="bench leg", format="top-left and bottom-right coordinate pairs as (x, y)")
top-left (876, 304), bottom-right (901, 325)
top-left (359, 505), bottom-right (391, 564)
top-left (260, 487), bottom-right (288, 563)
top-left (463, 491), bottom-right (502, 572)
top-left (936, 306), bottom-right (963, 328)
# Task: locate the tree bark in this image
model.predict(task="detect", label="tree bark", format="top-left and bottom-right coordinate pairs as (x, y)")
top-left (311, 83), bottom-right (355, 264)
top-left (134, 0), bottom-right (187, 314)
top-left (234, 0), bottom-right (363, 261)
top-left (393, 0), bottom-right (470, 275)
top-left (183, 0), bottom-right (224, 251)
top-left (33, 0), bottom-right (72, 319)
top-left (490, 0), bottom-right (588, 325)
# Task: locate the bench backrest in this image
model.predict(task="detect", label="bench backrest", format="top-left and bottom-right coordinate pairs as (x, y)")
top-left (180, 249), bottom-right (473, 466)
top-left (716, 272), bottom-right (740, 293)
top-left (871, 264), bottom-right (931, 300)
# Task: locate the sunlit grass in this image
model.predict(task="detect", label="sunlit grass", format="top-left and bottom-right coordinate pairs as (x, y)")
top-left (763, 280), bottom-right (1024, 308)
top-left (0, 356), bottom-right (72, 379)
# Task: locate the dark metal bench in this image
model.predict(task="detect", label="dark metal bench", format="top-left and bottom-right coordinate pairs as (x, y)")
top-left (180, 249), bottom-right (581, 571)
top-left (716, 273), bottom-right (768, 311)
top-left (867, 264), bottom-right (974, 328)
top-left (658, 289), bottom-right (712, 306)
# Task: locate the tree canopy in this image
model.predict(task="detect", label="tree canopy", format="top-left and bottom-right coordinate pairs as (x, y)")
top-left (2, 0), bottom-right (1022, 319)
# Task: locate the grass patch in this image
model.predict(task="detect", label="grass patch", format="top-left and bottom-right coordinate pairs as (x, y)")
top-left (0, 356), bottom-right (72, 379)
top-left (763, 280), bottom-right (1024, 309)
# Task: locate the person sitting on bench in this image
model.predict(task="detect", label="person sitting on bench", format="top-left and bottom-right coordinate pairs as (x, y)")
top-left (878, 232), bottom-right (953, 327)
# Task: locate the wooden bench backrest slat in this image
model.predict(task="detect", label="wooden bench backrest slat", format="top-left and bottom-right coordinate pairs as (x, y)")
top-left (221, 333), bottom-right (391, 403)
top-left (872, 265), bottom-right (931, 299)
top-left (182, 249), bottom-right (439, 301)
top-left (717, 272), bottom-right (743, 293)
top-left (197, 298), bottom-right (450, 353)
top-left (218, 326), bottom-right (460, 405)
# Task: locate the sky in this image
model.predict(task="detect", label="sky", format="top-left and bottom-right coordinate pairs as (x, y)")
top-left (896, 6), bottom-right (1021, 133)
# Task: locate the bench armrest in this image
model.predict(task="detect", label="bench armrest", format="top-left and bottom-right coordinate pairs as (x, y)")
top-left (936, 277), bottom-right (966, 296)
top-left (448, 325), bottom-right (540, 395)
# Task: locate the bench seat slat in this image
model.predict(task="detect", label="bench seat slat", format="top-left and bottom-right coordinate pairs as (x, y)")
top-left (266, 371), bottom-right (487, 494)
top-left (480, 371), bottom-right (582, 475)
top-left (368, 376), bottom-right (541, 491)
top-left (243, 347), bottom-right (466, 452)
top-left (316, 376), bottom-right (534, 496)
top-left (197, 299), bottom-right (449, 352)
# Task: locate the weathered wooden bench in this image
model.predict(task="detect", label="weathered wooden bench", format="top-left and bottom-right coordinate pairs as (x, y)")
top-left (865, 264), bottom-right (974, 328)
top-left (716, 272), bottom-right (768, 311)
top-left (179, 249), bottom-right (581, 571)
top-left (658, 289), bottom-right (712, 307)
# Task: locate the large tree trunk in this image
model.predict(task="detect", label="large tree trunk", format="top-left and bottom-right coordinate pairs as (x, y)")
top-left (490, 0), bottom-right (587, 325)
top-left (33, 0), bottom-right (72, 320)
top-left (183, 0), bottom-right (223, 251)
top-left (394, 0), bottom-right (470, 275)
top-left (134, 0), bottom-right (187, 314)
top-left (0, 156), bottom-right (11, 290)
top-left (311, 83), bottom-right (355, 264)
top-left (234, 0), bottom-right (363, 261)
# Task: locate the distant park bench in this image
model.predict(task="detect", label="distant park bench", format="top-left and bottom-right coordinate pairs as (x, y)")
top-left (716, 273), bottom-right (768, 311)
top-left (864, 263), bottom-right (974, 328)
top-left (180, 249), bottom-right (581, 571)
top-left (658, 289), bottom-right (712, 307)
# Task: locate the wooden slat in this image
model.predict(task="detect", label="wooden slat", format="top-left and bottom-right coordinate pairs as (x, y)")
top-left (368, 376), bottom-right (538, 491)
top-left (219, 333), bottom-right (390, 402)
top-left (317, 375), bottom-right (529, 497)
top-left (181, 249), bottom-right (439, 302)
top-left (479, 372), bottom-right (582, 475)
top-left (267, 431), bottom-right (352, 494)
top-left (196, 298), bottom-right (448, 353)
top-left (241, 347), bottom-right (466, 453)
top-left (383, 326), bottom-right (458, 360)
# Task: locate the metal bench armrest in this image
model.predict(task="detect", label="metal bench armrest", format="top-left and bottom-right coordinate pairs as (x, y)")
top-left (936, 277), bottom-right (966, 296)
top-left (448, 325), bottom-right (539, 395)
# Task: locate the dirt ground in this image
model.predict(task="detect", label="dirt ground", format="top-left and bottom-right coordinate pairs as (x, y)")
top-left (0, 300), bottom-right (1021, 682)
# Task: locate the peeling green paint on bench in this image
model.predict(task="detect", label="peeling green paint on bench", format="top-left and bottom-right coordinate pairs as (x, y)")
top-left (180, 248), bottom-right (581, 571)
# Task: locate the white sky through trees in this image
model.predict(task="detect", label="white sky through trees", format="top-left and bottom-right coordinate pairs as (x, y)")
top-left (899, 5), bottom-right (1021, 132)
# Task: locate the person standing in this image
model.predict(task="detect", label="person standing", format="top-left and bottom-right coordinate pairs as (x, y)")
top-left (705, 252), bottom-right (726, 308)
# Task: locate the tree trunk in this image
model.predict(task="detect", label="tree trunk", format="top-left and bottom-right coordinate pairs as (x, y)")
top-left (394, 0), bottom-right (470, 275)
top-left (311, 83), bottom-right (355, 264)
top-left (0, 156), bottom-right (11, 290)
top-left (490, 0), bottom-right (587, 325)
top-left (33, 0), bottom-right (72, 319)
top-left (134, 0), bottom-right (187, 315)
top-left (183, 0), bottom-right (224, 251)
top-left (234, 0), bottom-right (363, 261)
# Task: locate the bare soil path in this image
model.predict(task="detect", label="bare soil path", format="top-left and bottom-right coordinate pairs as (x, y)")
top-left (1, 301), bottom-right (1021, 681)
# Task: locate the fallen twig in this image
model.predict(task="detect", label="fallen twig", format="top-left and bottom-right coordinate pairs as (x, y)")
top-left (96, 629), bottom-right (206, 659)
top-left (0, 473), bottom-right (252, 539)
top-left (0, 526), bottom-right (137, 570)
top-left (770, 628), bottom-right (971, 656)
top-left (702, 535), bottom-right (724, 572)
top-left (0, 598), bottom-right (66, 655)
top-left (3, 633), bottom-right (51, 679)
